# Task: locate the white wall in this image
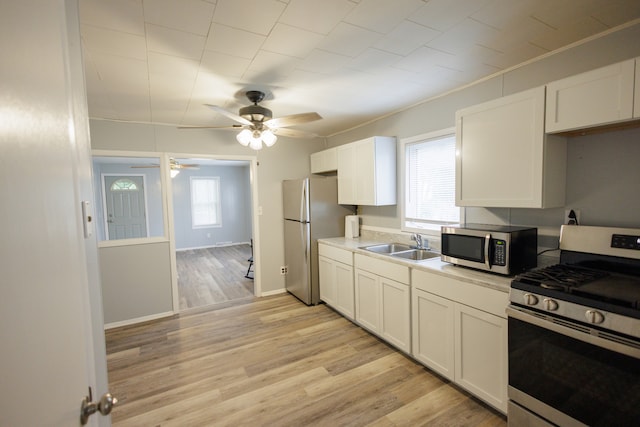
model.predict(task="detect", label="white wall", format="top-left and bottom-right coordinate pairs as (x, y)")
top-left (326, 22), bottom-right (640, 245)
top-left (89, 120), bottom-right (325, 296)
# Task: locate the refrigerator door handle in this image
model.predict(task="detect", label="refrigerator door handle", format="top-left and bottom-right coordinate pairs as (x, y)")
top-left (301, 179), bottom-right (309, 222)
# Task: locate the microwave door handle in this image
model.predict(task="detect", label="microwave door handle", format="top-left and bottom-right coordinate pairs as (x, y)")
top-left (484, 234), bottom-right (491, 269)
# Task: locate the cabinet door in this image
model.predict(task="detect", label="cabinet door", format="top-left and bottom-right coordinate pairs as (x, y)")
top-left (456, 86), bottom-right (563, 208)
top-left (337, 144), bottom-right (356, 204)
top-left (311, 148), bottom-right (337, 173)
top-left (546, 59), bottom-right (635, 132)
top-left (411, 288), bottom-right (454, 380)
top-left (334, 262), bottom-right (354, 319)
top-left (354, 268), bottom-right (380, 334)
top-left (380, 277), bottom-right (411, 354)
top-left (318, 256), bottom-right (336, 307)
top-left (355, 139), bottom-right (375, 205)
top-left (454, 304), bottom-right (508, 413)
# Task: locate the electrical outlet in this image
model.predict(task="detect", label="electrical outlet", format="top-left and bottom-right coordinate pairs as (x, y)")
top-left (565, 209), bottom-right (581, 225)
top-left (280, 266), bottom-right (287, 275)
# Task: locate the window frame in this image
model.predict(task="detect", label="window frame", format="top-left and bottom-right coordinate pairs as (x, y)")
top-left (190, 176), bottom-right (222, 229)
top-left (400, 127), bottom-right (462, 236)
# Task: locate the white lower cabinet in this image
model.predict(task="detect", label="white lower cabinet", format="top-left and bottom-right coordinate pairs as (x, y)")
top-left (454, 303), bottom-right (507, 412)
top-left (318, 244), bottom-right (354, 319)
top-left (412, 288), bottom-right (454, 380)
top-left (412, 269), bottom-right (508, 414)
top-left (354, 254), bottom-right (411, 354)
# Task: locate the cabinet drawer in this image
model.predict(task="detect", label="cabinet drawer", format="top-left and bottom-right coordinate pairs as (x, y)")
top-left (355, 253), bottom-right (409, 284)
top-left (318, 244), bottom-right (353, 265)
top-left (412, 269), bottom-right (508, 318)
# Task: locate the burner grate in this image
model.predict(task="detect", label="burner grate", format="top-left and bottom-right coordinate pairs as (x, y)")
top-left (516, 264), bottom-right (609, 292)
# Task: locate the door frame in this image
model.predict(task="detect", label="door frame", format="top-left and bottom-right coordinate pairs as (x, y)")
top-left (165, 152), bottom-right (261, 308)
top-left (101, 173), bottom-right (151, 240)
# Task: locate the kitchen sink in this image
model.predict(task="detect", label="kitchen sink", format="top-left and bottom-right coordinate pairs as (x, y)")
top-left (391, 249), bottom-right (440, 261)
top-left (362, 243), bottom-right (413, 254)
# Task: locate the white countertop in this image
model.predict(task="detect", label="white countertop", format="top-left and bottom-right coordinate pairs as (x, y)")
top-left (319, 236), bottom-right (558, 293)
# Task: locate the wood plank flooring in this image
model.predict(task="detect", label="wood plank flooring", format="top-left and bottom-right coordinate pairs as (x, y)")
top-left (176, 245), bottom-right (254, 310)
top-left (106, 294), bottom-right (507, 426)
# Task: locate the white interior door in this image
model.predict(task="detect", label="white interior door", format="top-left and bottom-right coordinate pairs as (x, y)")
top-left (0, 0), bottom-right (108, 425)
top-left (103, 175), bottom-right (149, 239)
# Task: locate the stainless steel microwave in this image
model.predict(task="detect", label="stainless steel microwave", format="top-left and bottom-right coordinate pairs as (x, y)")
top-left (441, 224), bottom-right (537, 275)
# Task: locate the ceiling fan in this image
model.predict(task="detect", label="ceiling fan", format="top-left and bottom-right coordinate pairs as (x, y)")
top-left (181, 90), bottom-right (322, 150)
top-left (131, 158), bottom-right (199, 177)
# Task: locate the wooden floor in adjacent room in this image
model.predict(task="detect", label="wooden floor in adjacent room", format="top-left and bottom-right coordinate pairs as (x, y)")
top-left (106, 294), bottom-right (507, 427)
top-left (176, 244), bottom-right (254, 310)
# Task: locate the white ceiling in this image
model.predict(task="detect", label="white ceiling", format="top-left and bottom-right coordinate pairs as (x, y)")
top-left (79, 0), bottom-right (640, 137)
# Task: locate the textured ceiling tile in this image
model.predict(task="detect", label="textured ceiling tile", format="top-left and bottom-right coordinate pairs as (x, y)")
top-left (410, 0), bottom-right (493, 32)
top-left (279, 0), bottom-right (355, 34)
top-left (79, 0), bottom-right (144, 35)
top-left (147, 52), bottom-right (200, 81)
top-left (319, 22), bottom-right (382, 57)
top-left (143, 0), bottom-right (214, 35)
top-left (374, 21), bottom-right (441, 56)
top-left (590, 0), bottom-right (640, 27)
top-left (344, 0), bottom-right (424, 34)
top-left (146, 24), bottom-right (206, 60)
top-left (530, 16), bottom-right (609, 51)
top-left (261, 24), bottom-right (325, 58)
top-left (471, 0), bottom-right (539, 30)
top-left (296, 49), bottom-right (351, 74)
top-left (81, 24), bottom-right (147, 60)
top-left (243, 50), bottom-right (302, 82)
top-left (205, 24), bottom-right (266, 59)
top-left (347, 48), bottom-right (403, 73)
top-left (201, 50), bottom-right (252, 78)
top-left (428, 18), bottom-right (500, 55)
top-left (212, 0), bottom-right (286, 35)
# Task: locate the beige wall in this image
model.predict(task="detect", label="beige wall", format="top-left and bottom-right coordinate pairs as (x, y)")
top-left (325, 22), bottom-right (640, 245)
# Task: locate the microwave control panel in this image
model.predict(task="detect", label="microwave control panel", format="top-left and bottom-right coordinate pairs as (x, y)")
top-left (493, 240), bottom-right (506, 265)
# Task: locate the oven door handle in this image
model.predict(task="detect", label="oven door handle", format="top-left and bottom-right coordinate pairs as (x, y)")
top-left (507, 306), bottom-right (640, 359)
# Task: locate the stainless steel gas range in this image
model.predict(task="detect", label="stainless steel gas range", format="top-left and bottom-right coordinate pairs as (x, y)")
top-left (507, 225), bottom-right (640, 427)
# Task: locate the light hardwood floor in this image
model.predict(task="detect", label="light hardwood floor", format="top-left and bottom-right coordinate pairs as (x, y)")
top-left (176, 244), bottom-right (254, 310)
top-left (106, 294), bottom-right (507, 426)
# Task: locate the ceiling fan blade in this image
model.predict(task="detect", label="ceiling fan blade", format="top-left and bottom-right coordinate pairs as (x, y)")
top-left (264, 112), bottom-right (322, 128)
top-left (177, 164), bottom-right (200, 169)
top-left (205, 104), bottom-right (252, 126)
top-left (271, 127), bottom-right (319, 138)
top-left (177, 124), bottom-right (243, 129)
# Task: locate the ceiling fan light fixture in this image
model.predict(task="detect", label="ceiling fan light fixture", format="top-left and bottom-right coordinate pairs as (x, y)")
top-left (262, 129), bottom-right (277, 147)
top-left (170, 168), bottom-right (180, 178)
top-left (249, 132), bottom-right (263, 150)
top-left (236, 128), bottom-right (252, 146)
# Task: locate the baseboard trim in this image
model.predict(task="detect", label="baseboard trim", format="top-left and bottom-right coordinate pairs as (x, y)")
top-left (260, 288), bottom-right (288, 297)
top-left (104, 311), bottom-right (175, 330)
top-left (176, 242), bottom-right (250, 252)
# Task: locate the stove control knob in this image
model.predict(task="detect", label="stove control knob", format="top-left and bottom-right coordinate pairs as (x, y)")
top-left (523, 293), bottom-right (538, 306)
top-left (543, 298), bottom-right (558, 311)
top-left (586, 309), bottom-right (605, 324)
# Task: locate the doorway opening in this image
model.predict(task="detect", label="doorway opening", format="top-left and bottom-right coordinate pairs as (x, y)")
top-left (170, 157), bottom-right (254, 311)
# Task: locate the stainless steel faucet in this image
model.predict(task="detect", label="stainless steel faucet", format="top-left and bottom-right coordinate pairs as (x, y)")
top-left (411, 233), bottom-right (428, 249)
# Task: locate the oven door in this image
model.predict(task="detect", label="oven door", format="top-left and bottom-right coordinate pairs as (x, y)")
top-left (507, 306), bottom-right (640, 427)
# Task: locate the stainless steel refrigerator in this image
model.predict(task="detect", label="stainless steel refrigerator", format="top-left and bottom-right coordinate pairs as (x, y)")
top-left (283, 176), bottom-right (355, 305)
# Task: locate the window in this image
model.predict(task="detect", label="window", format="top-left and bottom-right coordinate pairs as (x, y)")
top-left (110, 178), bottom-right (139, 191)
top-left (402, 128), bottom-right (460, 233)
top-left (190, 177), bottom-right (221, 228)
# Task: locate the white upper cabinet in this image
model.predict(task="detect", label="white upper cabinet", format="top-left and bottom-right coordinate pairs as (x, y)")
top-left (546, 59), bottom-right (635, 133)
top-left (310, 147), bottom-right (337, 173)
top-left (456, 86), bottom-right (567, 208)
top-left (635, 58), bottom-right (640, 118)
top-left (337, 136), bottom-right (396, 206)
